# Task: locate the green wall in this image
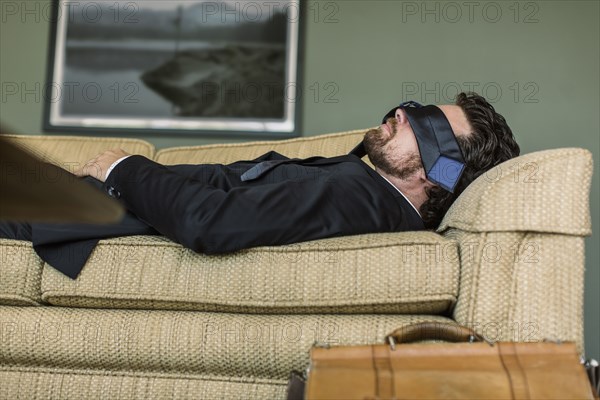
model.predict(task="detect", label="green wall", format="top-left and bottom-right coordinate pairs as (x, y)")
top-left (1, 1), bottom-right (598, 359)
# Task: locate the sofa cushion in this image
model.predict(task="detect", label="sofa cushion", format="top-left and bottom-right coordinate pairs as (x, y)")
top-left (40, 232), bottom-right (459, 314)
top-left (437, 148), bottom-right (593, 236)
top-left (0, 370), bottom-right (288, 400)
top-left (0, 305), bottom-right (455, 380)
top-left (0, 240), bottom-right (43, 306)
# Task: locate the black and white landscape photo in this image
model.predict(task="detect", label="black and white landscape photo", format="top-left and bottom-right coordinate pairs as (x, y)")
top-left (46, 0), bottom-right (301, 136)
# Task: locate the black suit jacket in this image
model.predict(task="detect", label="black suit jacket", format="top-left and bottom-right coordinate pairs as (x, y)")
top-left (30, 147), bottom-right (424, 278)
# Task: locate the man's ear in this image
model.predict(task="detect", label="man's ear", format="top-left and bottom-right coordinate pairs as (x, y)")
top-left (393, 108), bottom-right (410, 127)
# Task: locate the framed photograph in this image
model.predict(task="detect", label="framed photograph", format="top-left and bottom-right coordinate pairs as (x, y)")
top-left (43, 0), bottom-right (304, 138)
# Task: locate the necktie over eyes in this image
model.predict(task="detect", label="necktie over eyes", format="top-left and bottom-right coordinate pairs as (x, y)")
top-left (381, 101), bottom-right (466, 193)
top-left (241, 101), bottom-right (466, 193)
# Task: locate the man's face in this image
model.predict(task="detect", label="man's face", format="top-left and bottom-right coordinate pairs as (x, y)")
top-left (364, 104), bottom-right (472, 183)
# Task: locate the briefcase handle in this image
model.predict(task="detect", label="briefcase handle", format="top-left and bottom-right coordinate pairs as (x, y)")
top-left (385, 321), bottom-right (488, 349)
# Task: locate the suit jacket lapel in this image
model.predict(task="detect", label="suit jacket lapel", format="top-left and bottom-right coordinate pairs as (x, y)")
top-left (238, 147), bottom-right (425, 230)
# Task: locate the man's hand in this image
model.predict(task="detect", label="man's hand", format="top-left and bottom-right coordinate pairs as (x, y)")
top-left (74, 149), bottom-right (131, 182)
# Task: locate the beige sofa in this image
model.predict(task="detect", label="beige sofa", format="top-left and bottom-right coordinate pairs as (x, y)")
top-left (0, 131), bottom-right (593, 399)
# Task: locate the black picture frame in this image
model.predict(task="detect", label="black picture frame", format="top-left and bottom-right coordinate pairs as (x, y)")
top-left (43, 0), bottom-right (305, 139)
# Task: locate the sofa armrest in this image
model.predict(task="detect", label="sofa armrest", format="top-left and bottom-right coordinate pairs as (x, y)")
top-left (436, 147), bottom-right (593, 355)
top-left (444, 228), bottom-right (586, 355)
top-left (437, 148), bottom-right (593, 236)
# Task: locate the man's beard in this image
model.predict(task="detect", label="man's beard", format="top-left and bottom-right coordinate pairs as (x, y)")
top-left (363, 120), bottom-right (423, 180)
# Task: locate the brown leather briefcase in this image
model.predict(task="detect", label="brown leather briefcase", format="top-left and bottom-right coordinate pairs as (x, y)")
top-left (304, 321), bottom-right (598, 400)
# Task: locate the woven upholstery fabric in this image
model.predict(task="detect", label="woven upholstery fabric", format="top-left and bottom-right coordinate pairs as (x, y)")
top-left (0, 369), bottom-right (287, 400)
top-left (155, 129), bottom-right (373, 167)
top-left (0, 306), bottom-right (454, 380)
top-left (444, 228), bottom-right (585, 354)
top-left (40, 232), bottom-right (459, 314)
top-left (437, 148), bottom-right (593, 236)
top-left (0, 130), bottom-right (592, 397)
top-left (1, 134), bottom-right (155, 167)
top-left (0, 240), bottom-right (43, 306)
top-left (0, 135), bottom-right (155, 307)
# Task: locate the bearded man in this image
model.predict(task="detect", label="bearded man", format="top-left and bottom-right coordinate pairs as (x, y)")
top-left (0, 92), bottom-right (520, 278)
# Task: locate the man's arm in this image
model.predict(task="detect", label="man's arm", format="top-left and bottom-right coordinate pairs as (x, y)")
top-left (105, 155), bottom-right (131, 180)
top-left (103, 155), bottom-right (402, 254)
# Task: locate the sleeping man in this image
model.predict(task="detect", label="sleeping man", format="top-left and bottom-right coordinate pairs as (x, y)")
top-left (0, 92), bottom-right (520, 278)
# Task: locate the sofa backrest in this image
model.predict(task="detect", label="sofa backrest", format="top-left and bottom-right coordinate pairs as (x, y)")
top-left (154, 129), bottom-right (369, 165)
top-left (1, 134), bottom-right (155, 168)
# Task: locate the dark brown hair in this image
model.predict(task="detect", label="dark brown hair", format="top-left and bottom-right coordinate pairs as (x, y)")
top-left (419, 92), bottom-right (520, 229)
